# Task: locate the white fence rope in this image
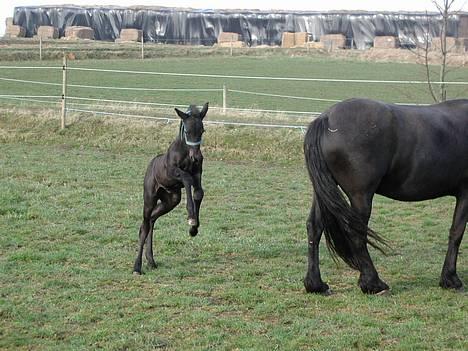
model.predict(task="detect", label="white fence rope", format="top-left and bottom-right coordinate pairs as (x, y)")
top-left (0, 77), bottom-right (62, 87)
top-left (0, 77), bottom-right (221, 92)
top-left (67, 66), bottom-right (468, 85)
top-left (0, 66), bottom-right (61, 70)
top-left (229, 89), bottom-right (341, 102)
top-left (66, 107), bottom-right (309, 129)
top-left (66, 96), bottom-right (320, 116)
top-left (0, 96), bottom-right (60, 105)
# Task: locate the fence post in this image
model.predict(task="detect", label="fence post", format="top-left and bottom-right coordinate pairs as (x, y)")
top-left (222, 84), bottom-right (227, 115)
top-left (141, 35), bottom-right (144, 60)
top-left (230, 37), bottom-right (233, 56)
top-left (39, 37), bottom-right (42, 61)
top-left (61, 54), bottom-right (68, 129)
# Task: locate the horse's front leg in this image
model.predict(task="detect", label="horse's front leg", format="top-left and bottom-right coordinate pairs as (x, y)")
top-left (189, 172), bottom-right (204, 237)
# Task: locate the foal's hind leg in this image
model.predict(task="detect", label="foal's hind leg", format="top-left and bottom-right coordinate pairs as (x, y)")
top-left (351, 194), bottom-right (389, 294)
top-left (304, 196), bottom-right (331, 294)
top-left (440, 192), bottom-right (467, 290)
top-left (133, 190), bottom-right (181, 274)
top-left (144, 190), bottom-right (181, 268)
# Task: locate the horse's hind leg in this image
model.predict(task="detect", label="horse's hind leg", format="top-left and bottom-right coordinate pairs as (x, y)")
top-left (304, 196), bottom-right (330, 294)
top-left (351, 194), bottom-right (389, 294)
top-left (440, 191), bottom-right (467, 290)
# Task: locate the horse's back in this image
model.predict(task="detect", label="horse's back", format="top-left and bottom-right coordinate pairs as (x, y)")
top-left (316, 98), bottom-right (468, 201)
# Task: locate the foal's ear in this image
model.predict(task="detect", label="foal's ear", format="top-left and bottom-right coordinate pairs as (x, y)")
top-left (175, 108), bottom-right (189, 120)
top-left (200, 102), bottom-right (209, 120)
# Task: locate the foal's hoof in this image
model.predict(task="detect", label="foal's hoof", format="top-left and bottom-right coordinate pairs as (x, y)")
top-left (375, 289), bottom-right (391, 296)
top-left (188, 218), bottom-right (198, 226)
top-left (189, 226), bottom-right (198, 237)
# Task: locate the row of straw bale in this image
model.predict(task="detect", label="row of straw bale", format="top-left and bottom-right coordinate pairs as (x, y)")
top-left (281, 32), bottom-right (308, 48)
top-left (216, 32), bottom-right (245, 47)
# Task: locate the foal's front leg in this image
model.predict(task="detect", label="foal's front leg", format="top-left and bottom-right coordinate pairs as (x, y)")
top-left (172, 167), bottom-right (197, 225)
top-left (189, 172), bottom-right (204, 237)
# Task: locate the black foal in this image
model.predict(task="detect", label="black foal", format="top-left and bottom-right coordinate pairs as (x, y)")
top-left (133, 102), bottom-right (208, 274)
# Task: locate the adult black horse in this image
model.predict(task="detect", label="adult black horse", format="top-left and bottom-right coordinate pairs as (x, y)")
top-left (304, 98), bottom-right (467, 294)
top-left (133, 103), bottom-right (208, 275)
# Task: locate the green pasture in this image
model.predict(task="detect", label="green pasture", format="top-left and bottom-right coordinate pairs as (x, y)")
top-left (0, 108), bottom-right (466, 350)
top-left (1, 56), bottom-right (467, 123)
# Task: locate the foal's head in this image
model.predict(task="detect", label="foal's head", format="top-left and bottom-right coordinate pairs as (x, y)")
top-left (175, 102), bottom-right (209, 160)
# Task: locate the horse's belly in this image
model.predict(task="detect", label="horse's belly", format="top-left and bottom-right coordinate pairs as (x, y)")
top-left (376, 171), bottom-right (462, 201)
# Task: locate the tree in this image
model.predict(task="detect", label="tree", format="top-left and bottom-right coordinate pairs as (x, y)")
top-left (424, 0), bottom-right (459, 102)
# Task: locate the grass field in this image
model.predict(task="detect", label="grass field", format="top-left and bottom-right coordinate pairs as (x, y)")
top-left (1, 55), bottom-right (467, 350)
top-left (1, 109), bottom-right (467, 350)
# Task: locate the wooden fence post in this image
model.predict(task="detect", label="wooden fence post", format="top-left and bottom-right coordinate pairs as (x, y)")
top-left (39, 37), bottom-right (42, 61)
top-left (141, 35), bottom-right (144, 60)
top-left (61, 54), bottom-right (68, 129)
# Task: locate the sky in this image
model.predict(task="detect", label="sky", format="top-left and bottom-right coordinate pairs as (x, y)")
top-left (2, 0), bottom-right (468, 36)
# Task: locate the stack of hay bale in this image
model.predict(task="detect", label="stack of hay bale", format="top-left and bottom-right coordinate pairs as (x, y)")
top-left (116, 28), bottom-right (143, 42)
top-left (36, 26), bottom-right (59, 39)
top-left (373, 36), bottom-right (400, 49)
top-left (217, 32), bottom-right (245, 47)
top-left (64, 26), bottom-right (94, 40)
top-left (320, 34), bottom-right (347, 50)
top-left (4, 17), bottom-right (25, 38)
top-left (431, 36), bottom-right (467, 52)
top-left (281, 32), bottom-right (308, 48)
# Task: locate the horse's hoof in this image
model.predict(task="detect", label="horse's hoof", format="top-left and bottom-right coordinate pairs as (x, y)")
top-left (189, 226), bottom-right (198, 237)
top-left (375, 289), bottom-right (391, 296)
top-left (133, 271), bottom-right (142, 276)
top-left (188, 218), bottom-right (197, 226)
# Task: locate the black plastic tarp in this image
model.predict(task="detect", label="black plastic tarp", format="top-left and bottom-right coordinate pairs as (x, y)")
top-left (12, 6), bottom-right (465, 49)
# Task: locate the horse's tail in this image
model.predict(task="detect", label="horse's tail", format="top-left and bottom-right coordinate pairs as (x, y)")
top-left (304, 114), bottom-right (388, 270)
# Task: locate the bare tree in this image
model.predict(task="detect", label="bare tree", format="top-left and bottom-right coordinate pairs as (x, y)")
top-left (426, 0), bottom-right (458, 102)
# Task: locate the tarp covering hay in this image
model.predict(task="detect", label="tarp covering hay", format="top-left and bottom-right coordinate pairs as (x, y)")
top-left (65, 26), bottom-right (95, 40)
top-left (5, 25), bottom-right (25, 38)
top-left (320, 34), bottom-right (347, 49)
top-left (374, 36), bottom-right (400, 49)
top-left (117, 28), bottom-right (142, 42)
top-left (11, 5), bottom-right (468, 49)
top-left (36, 26), bottom-right (59, 39)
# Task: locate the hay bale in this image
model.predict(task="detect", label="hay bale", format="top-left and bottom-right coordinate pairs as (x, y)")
top-left (320, 34), bottom-right (347, 50)
top-left (64, 26), bottom-right (94, 40)
top-left (281, 32), bottom-right (296, 48)
top-left (374, 36), bottom-right (400, 49)
top-left (307, 41), bottom-right (325, 50)
top-left (458, 38), bottom-right (468, 51)
top-left (431, 36), bottom-right (458, 51)
top-left (218, 32), bottom-right (241, 43)
top-left (294, 32), bottom-right (309, 47)
top-left (217, 41), bottom-right (246, 48)
top-left (118, 28), bottom-right (142, 42)
top-left (37, 26), bottom-right (59, 39)
top-left (5, 17), bottom-right (13, 27)
top-left (5, 25), bottom-right (25, 38)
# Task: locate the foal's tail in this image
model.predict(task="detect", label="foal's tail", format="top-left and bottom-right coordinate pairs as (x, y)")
top-left (304, 115), bottom-right (388, 270)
